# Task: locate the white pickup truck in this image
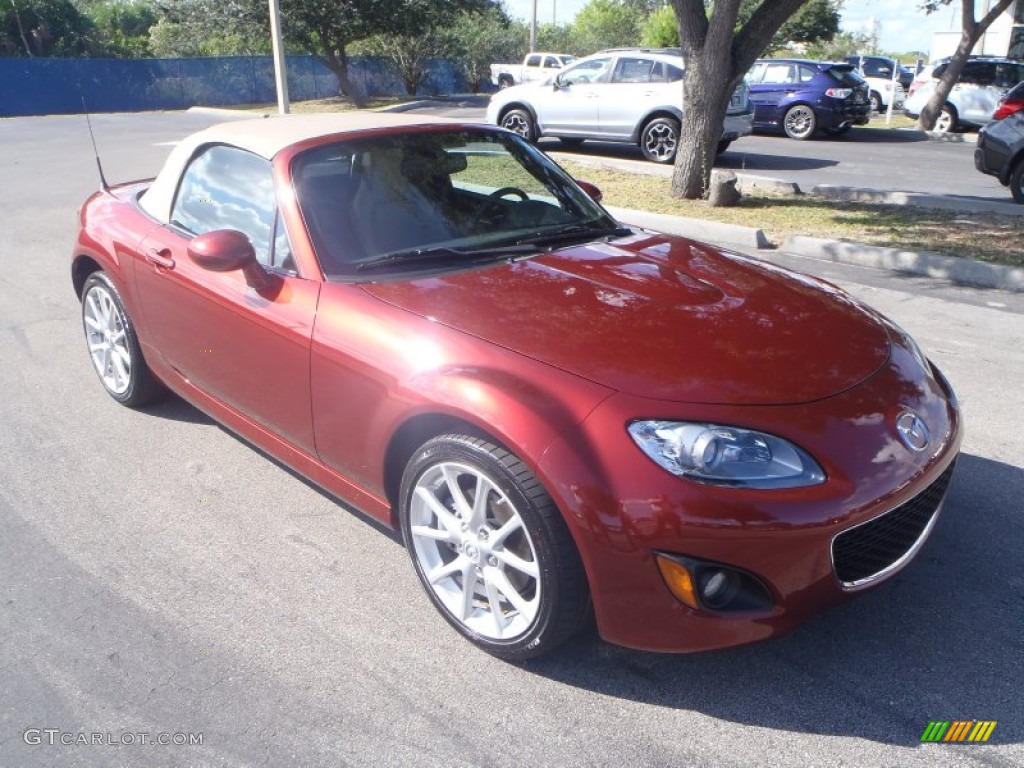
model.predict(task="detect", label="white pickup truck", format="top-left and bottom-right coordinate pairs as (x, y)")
top-left (491, 53), bottom-right (574, 89)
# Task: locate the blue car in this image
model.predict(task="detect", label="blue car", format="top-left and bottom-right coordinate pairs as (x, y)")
top-left (746, 59), bottom-right (871, 140)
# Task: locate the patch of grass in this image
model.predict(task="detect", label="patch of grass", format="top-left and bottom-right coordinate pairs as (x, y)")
top-left (230, 96), bottom-right (409, 113)
top-left (558, 160), bottom-right (1024, 268)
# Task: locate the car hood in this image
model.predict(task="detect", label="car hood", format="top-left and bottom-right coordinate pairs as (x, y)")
top-left (362, 233), bottom-right (891, 405)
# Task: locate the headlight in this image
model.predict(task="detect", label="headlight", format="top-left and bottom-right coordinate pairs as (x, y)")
top-left (627, 421), bottom-right (825, 489)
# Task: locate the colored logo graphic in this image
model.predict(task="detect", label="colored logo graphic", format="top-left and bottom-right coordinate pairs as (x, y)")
top-left (921, 721), bottom-right (997, 743)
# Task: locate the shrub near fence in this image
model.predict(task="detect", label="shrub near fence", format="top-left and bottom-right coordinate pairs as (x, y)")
top-left (0, 55), bottom-right (467, 117)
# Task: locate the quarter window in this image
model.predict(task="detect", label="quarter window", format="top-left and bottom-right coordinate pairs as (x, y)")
top-left (170, 145), bottom-right (280, 268)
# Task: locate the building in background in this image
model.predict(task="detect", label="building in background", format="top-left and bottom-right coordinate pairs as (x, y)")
top-left (930, 1), bottom-right (1024, 60)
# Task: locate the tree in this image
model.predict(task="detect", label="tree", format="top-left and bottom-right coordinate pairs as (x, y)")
top-left (758, 0), bottom-right (840, 54)
top-left (803, 29), bottom-right (870, 62)
top-left (669, 0), bottom-right (815, 199)
top-left (149, 0), bottom-right (271, 57)
top-left (2, 0), bottom-right (96, 56)
top-left (358, 31), bottom-right (447, 96)
top-left (443, 8), bottom-right (524, 92)
top-left (85, 0), bottom-right (157, 57)
top-left (572, 0), bottom-right (644, 54)
top-left (917, 0), bottom-right (1015, 130)
top-left (640, 5), bottom-right (679, 47)
top-left (151, 0), bottom-right (492, 104)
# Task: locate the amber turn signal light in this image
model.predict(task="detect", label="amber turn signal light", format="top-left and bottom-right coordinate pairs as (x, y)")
top-left (655, 554), bottom-right (700, 610)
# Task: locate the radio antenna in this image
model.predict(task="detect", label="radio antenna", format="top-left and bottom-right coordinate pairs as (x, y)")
top-left (81, 96), bottom-right (110, 192)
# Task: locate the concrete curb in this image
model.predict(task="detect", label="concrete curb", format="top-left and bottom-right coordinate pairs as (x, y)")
top-left (186, 106), bottom-right (270, 119)
top-left (606, 205), bottom-right (771, 250)
top-left (782, 235), bottom-right (1024, 292)
top-left (810, 184), bottom-right (1024, 216)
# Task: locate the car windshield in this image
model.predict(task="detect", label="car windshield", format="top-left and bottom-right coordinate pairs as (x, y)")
top-left (291, 129), bottom-right (619, 279)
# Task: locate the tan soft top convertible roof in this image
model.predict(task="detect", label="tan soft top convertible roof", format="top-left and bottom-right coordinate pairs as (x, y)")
top-left (139, 112), bottom-right (461, 223)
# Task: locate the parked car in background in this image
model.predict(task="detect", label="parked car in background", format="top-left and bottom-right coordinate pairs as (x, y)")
top-left (975, 81), bottom-right (1024, 201)
top-left (842, 55), bottom-right (910, 111)
top-left (487, 48), bottom-right (754, 163)
top-left (491, 53), bottom-right (574, 89)
top-left (746, 59), bottom-right (870, 140)
top-left (905, 55), bottom-right (1024, 133)
top-left (72, 112), bottom-right (962, 660)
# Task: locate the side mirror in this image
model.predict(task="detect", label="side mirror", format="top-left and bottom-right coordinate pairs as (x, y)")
top-left (575, 180), bottom-right (603, 204)
top-left (553, 75), bottom-right (567, 90)
top-left (188, 229), bottom-right (274, 290)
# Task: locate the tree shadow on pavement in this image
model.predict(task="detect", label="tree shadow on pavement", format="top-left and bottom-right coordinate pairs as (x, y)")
top-left (521, 453), bottom-right (1022, 748)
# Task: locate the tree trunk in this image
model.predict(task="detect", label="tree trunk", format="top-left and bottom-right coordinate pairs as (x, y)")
top-left (672, 56), bottom-right (733, 199)
top-left (316, 50), bottom-right (367, 107)
top-left (917, 0), bottom-right (1015, 131)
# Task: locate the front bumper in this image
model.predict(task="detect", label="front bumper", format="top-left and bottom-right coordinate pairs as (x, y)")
top-left (537, 347), bottom-right (961, 653)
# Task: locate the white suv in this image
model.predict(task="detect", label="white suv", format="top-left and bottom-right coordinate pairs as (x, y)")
top-left (485, 48), bottom-right (754, 163)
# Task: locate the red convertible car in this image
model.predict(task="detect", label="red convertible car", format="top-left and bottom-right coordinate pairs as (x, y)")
top-left (73, 113), bottom-right (961, 659)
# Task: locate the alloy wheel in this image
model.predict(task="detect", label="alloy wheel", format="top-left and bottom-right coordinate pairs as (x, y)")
top-left (83, 283), bottom-right (132, 395)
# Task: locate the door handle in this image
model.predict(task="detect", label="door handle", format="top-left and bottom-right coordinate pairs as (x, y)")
top-left (146, 247), bottom-right (175, 269)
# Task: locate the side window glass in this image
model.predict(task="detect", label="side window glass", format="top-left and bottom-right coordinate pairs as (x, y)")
top-left (961, 62), bottom-right (995, 85)
top-left (170, 145), bottom-right (276, 266)
top-left (762, 64), bottom-right (796, 85)
top-left (272, 210), bottom-right (295, 272)
top-left (525, 55), bottom-right (541, 68)
top-left (745, 62), bottom-right (766, 84)
top-left (798, 66), bottom-right (817, 83)
top-left (543, 56), bottom-right (558, 69)
top-left (665, 62), bottom-right (683, 82)
top-left (560, 57), bottom-right (612, 85)
top-left (612, 57), bottom-right (655, 84)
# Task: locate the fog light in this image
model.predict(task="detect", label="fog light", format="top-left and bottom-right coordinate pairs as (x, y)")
top-left (698, 569), bottom-right (740, 609)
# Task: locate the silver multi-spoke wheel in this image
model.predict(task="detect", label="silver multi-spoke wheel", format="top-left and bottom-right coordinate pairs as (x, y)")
top-left (640, 117), bottom-right (678, 163)
top-left (409, 461), bottom-right (540, 640)
top-left (79, 270), bottom-right (162, 406)
top-left (500, 109), bottom-right (536, 142)
top-left (400, 435), bottom-right (589, 659)
top-left (784, 105), bottom-right (816, 140)
top-left (84, 282), bottom-right (132, 395)
top-left (934, 106), bottom-right (956, 133)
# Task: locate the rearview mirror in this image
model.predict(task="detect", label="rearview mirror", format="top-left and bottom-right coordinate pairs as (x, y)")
top-left (188, 229), bottom-right (274, 290)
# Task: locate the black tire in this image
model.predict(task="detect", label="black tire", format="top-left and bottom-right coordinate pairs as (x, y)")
top-left (934, 104), bottom-right (958, 133)
top-left (639, 117), bottom-right (679, 163)
top-left (399, 434), bottom-right (590, 660)
top-left (783, 104), bottom-right (816, 140)
top-left (500, 108), bottom-right (538, 143)
top-left (716, 139), bottom-right (732, 156)
top-left (81, 270), bottom-right (164, 407)
top-left (1010, 160), bottom-right (1024, 204)
top-left (869, 92), bottom-right (883, 112)
top-left (558, 137), bottom-right (585, 148)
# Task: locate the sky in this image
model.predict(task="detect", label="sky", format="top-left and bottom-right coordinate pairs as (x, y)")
top-left (502, 0), bottom-right (966, 56)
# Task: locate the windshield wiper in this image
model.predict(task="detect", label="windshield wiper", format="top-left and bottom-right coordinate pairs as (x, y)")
top-left (515, 223), bottom-right (633, 248)
top-left (355, 242), bottom-right (540, 272)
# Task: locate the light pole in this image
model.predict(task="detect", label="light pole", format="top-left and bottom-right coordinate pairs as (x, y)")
top-left (530, 0), bottom-right (537, 52)
top-left (269, 0), bottom-right (290, 114)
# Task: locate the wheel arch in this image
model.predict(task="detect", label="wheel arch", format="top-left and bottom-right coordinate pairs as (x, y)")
top-left (72, 254), bottom-right (104, 299)
top-left (1000, 147), bottom-right (1024, 185)
top-left (497, 101), bottom-right (539, 127)
top-left (633, 108), bottom-right (682, 143)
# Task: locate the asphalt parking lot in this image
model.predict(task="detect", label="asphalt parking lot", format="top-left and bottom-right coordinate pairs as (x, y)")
top-left (0, 111), bottom-right (1021, 767)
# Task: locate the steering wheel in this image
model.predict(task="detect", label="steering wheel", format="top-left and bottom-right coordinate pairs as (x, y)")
top-left (489, 187), bottom-right (530, 201)
top-left (470, 187), bottom-right (531, 228)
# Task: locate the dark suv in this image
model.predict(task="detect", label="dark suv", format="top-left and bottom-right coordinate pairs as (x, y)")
top-left (842, 55), bottom-right (914, 90)
top-left (975, 81), bottom-right (1024, 202)
top-left (746, 59), bottom-right (870, 140)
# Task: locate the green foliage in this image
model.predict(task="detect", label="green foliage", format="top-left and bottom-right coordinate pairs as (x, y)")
top-left (571, 0), bottom-right (643, 55)
top-left (803, 30), bottom-right (871, 61)
top-left (1, 0), bottom-right (97, 56)
top-left (85, 0), bottom-right (156, 57)
top-left (738, 0), bottom-right (840, 54)
top-left (148, 1), bottom-right (270, 57)
top-left (535, 22), bottom-right (576, 54)
top-left (640, 5), bottom-right (679, 47)
top-left (357, 32), bottom-right (448, 95)
top-left (442, 8), bottom-right (525, 91)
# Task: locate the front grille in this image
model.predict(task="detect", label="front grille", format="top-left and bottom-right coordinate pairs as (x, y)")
top-left (832, 463), bottom-right (956, 587)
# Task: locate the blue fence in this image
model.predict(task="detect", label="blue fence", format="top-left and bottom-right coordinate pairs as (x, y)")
top-left (0, 55), bottom-right (468, 117)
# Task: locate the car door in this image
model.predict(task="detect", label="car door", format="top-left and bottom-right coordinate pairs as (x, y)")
top-left (955, 61), bottom-right (998, 124)
top-left (747, 61), bottom-right (797, 128)
top-left (600, 56), bottom-right (669, 140)
top-left (533, 56), bottom-right (611, 135)
top-left (133, 144), bottom-right (320, 455)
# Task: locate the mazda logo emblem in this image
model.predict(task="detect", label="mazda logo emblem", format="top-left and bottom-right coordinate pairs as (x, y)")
top-left (896, 411), bottom-right (930, 452)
